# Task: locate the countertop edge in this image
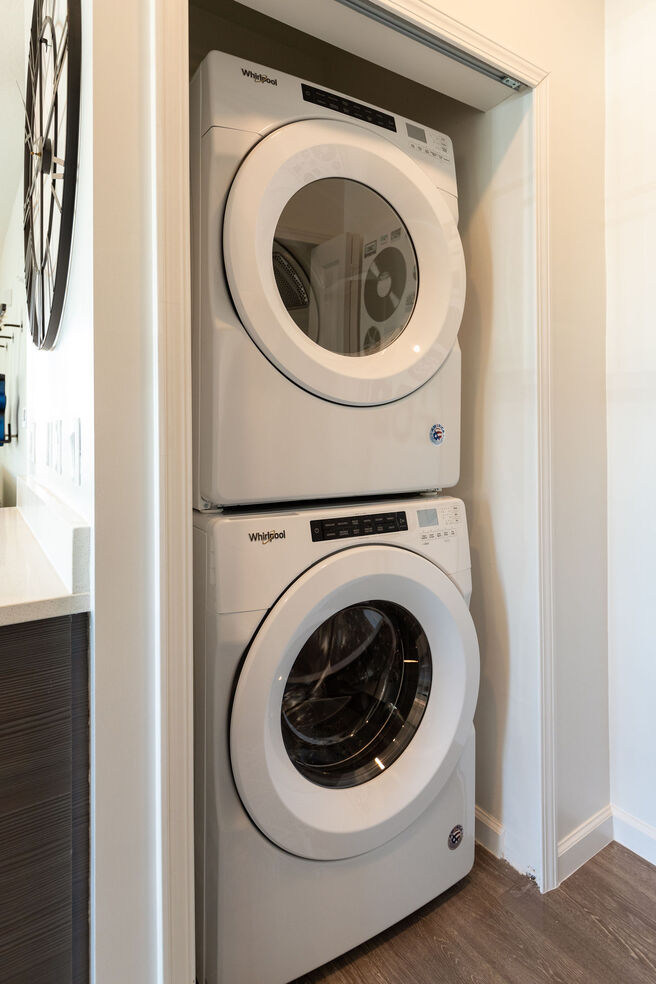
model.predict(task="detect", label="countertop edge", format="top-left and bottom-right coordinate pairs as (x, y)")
top-left (0, 591), bottom-right (91, 629)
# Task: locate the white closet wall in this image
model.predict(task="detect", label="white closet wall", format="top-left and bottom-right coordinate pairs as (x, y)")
top-left (606, 0), bottom-right (656, 865)
top-left (450, 92), bottom-right (541, 875)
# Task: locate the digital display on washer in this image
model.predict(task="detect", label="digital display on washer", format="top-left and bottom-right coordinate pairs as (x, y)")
top-left (406, 122), bottom-right (427, 143)
top-left (310, 511), bottom-right (408, 542)
top-left (417, 507), bottom-right (438, 528)
top-left (301, 84), bottom-right (397, 131)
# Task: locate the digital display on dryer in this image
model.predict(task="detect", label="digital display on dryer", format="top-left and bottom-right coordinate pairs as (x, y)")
top-left (406, 122), bottom-right (427, 143)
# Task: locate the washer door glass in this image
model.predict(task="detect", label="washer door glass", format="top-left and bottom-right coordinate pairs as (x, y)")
top-left (273, 179), bottom-right (418, 357)
top-left (282, 600), bottom-right (430, 788)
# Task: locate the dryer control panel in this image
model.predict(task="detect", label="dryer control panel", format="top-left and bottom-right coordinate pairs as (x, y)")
top-left (197, 51), bottom-right (458, 201)
top-left (302, 84), bottom-right (396, 132)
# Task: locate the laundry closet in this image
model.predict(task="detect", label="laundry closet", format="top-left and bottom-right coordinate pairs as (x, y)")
top-left (188, 2), bottom-right (538, 981)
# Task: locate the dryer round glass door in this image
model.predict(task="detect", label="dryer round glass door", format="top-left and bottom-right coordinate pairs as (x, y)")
top-left (273, 179), bottom-right (418, 357)
top-left (230, 544), bottom-right (479, 861)
top-left (223, 119), bottom-right (465, 406)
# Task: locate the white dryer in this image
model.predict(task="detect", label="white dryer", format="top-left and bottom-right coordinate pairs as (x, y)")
top-left (190, 52), bottom-right (466, 508)
top-left (193, 495), bottom-right (479, 984)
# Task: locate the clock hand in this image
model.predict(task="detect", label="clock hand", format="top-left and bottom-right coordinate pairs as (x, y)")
top-left (51, 183), bottom-right (63, 213)
top-left (16, 81), bottom-right (34, 146)
top-left (23, 161), bottom-right (42, 220)
top-left (43, 18), bottom-right (68, 142)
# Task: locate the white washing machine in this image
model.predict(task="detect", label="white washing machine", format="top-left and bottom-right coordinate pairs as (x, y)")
top-left (193, 495), bottom-right (479, 984)
top-left (190, 52), bottom-right (466, 508)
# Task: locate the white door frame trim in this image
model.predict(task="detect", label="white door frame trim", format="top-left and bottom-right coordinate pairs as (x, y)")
top-left (533, 74), bottom-right (558, 892)
top-left (155, 4), bottom-right (555, 977)
top-left (153, 0), bottom-right (195, 980)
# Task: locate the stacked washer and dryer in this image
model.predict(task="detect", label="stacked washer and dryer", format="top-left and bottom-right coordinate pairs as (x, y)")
top-left (191, 52), bottom-right (480, 984)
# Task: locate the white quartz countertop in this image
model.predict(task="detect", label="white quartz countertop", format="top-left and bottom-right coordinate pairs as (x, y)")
top-left (0, 506), bottom-right (90, 627)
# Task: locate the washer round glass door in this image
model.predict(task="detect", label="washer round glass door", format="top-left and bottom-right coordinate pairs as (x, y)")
top-left (224, 119), bottom-right (465, 406)
top-left (230, 545), bottom-right (479, 861)
top-left (281, 599), bottom-right (432, 789)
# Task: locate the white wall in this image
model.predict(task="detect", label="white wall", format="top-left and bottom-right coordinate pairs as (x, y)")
top-left (606, 0), bottom-right (656, 864)
top-left (0, 0), bottom-right (29, 506)
top-left (0, 0), bottom-right (93, 520)
top-left (451, 92), bottom-right (542, 876)
top-left (24, 0), bottom-right (94, 521)
top-left (0, 182), bottom-right (28, 505)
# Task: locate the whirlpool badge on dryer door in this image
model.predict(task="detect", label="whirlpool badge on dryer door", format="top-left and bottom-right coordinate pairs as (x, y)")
top-left (190, 52), bottom-right (466, 507)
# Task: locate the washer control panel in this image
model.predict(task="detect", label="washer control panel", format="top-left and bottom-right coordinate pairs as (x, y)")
top-left (310, 510), bottom-right (408, 542)
top-left (417, 499), bottom-right (462, 546)
top-left (308, 500), bottom-right (463, 545)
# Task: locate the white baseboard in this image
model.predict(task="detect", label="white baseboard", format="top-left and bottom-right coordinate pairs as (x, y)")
top-left (613, 806), bottom-right (656, 867)
top-left (477, 803), bottom-right (656, 886)
top-left (557, 804), bottom-right (613, 884)
top-left (475, 805), bottom-right (505, 858)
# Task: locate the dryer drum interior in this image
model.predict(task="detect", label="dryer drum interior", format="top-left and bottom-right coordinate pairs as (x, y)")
top-left (272, 176), bottom-right (418, 358)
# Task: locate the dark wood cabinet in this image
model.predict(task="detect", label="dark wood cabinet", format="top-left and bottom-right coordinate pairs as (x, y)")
top-left (0, 613), bottom-right (89, 984)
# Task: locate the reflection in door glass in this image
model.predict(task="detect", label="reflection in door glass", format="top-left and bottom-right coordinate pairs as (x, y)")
top-left (273, 179), bottom-right (418, 357)
top-left (281, 601), bottom-right (431, 788)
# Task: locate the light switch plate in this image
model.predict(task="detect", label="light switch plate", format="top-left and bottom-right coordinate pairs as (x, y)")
top-left (29, 422), bottom-right (36, 464)
top-left (67, 418), bottom-right (81, 485)
top-left (54, 420), bottom-right (63, 474)
top-left (46, 421), bottom-right (53, 468)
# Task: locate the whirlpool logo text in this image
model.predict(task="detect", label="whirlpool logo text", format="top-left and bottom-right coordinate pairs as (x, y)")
top-left (241, 68), bottom-right (278, 86)
top-left (248, 530), bottom-right (287, 544)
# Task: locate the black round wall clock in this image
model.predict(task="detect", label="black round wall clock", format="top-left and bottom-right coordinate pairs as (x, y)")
top-left (24, 0), bottom-right (81, 350)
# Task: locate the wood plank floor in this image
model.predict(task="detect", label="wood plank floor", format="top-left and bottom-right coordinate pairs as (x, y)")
top-left (294, 842), bottom-right (656, 984)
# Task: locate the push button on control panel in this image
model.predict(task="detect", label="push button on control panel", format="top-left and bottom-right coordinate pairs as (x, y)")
top-left (310, 511), bottom-right (408, 542)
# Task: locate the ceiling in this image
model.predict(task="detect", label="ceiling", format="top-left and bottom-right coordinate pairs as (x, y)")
top-left (0, 0), bottom-right (27, 257)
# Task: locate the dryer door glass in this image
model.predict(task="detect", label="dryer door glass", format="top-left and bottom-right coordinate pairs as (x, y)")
top-left (224, 118), bottom-right (466, 406)
top-left (281, 600), bottom-right (431, 788)
top-left (273, 179), bottom-right (418, 357)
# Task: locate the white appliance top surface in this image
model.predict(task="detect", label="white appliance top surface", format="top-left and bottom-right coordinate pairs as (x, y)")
top-left (195, 50), bottom-right (457, 199)
top-left (195, 494), bottom-right (470, 614)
